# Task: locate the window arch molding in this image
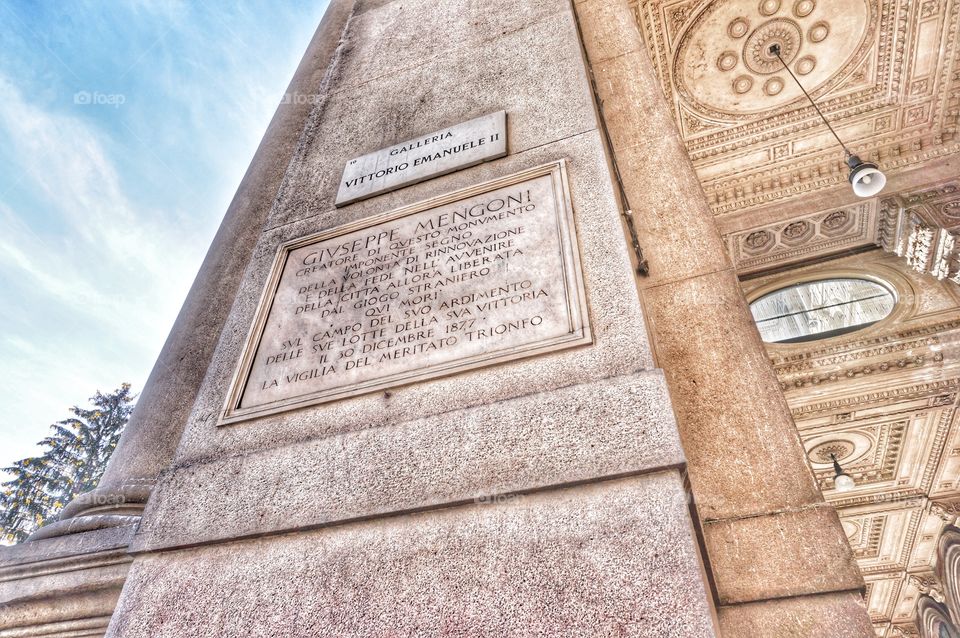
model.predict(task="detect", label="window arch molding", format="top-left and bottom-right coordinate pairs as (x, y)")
top-left (744, 267), bottom-right (914, 347)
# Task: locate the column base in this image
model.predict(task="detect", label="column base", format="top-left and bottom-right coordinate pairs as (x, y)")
top-left (0, 524), bottom-right (136, 638)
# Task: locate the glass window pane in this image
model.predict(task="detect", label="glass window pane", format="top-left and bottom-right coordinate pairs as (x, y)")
top-left (750, 278), bottom-right (895, 344)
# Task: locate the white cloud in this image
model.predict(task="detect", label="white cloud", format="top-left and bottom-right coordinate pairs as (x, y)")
top-left (0, 0), bottom-right (330, 476)
top-left (0, 75), bottom-right (206, 341)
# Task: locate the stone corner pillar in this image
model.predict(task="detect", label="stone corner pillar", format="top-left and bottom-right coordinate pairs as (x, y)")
top-left (95, 0), bottom-right (720, 634)
top-left (572, 0), bottom-right (873, 635)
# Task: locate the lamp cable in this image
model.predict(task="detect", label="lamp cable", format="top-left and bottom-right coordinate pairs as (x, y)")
top-left (770, 44), bottom-right (852, 157)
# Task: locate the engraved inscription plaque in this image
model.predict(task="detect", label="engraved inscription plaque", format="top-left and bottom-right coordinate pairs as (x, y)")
top-left (335, 111), bottom-right (507, 206)
top-left (221, 161), bottom-right (590, 424)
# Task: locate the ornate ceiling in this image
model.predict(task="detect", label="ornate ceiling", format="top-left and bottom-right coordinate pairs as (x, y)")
top-left (742, 250), bottom-right (960, 636)
top-left (634, 0), bottom-right (960, 222)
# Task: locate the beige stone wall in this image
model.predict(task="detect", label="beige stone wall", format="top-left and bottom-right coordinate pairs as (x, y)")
top-left (113, 474), bottom-right (712, 637)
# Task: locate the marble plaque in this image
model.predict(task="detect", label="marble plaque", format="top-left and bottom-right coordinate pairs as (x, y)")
top-left (221, 161), bottom-right (590, 424)
top-left (334, 111), bottom-right (507, 206)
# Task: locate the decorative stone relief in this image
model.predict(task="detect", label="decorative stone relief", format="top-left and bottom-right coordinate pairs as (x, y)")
top-left (880, 181), bottom-right (960, 284)
top-left (726, 200), bottom-right (877, 273)
top-left (808, 439), bottom-right (857, 463)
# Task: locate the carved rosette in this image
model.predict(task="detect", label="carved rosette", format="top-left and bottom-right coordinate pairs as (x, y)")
top-left (726, 202), bottom-right (874, 274)
top-left (670, 0), bottom-right (873, 121)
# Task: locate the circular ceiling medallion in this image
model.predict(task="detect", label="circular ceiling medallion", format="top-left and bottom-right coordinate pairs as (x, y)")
top-left (764, 76), bottom-right (785, 95)
top-left (744, 19), bottom-right (803, 75)
top-left (805, 432), bottom-right (873, 468)
top-left (944, 201), bottom-right (960, 219)
top-left (759, 0), bottom-right (781, 16)
top-left (733, 75), bottom-right (754, 94)
top-left (796, 55), bottom-right (817, 75)
top-left (717, 51), bottom-right (739, 71)
top-left (794, 0), bottom-right (816, 18)
top-left (809, 21), bottom-right (830, 42)
top-left (672, 0), bottom-right (873, 118)
top-left (728, 17), bottom-right (751, 39)
top-left (809, 440), bottom-right (855, 463)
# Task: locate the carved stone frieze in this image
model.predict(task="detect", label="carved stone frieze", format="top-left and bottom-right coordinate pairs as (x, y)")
top-left (790, 380), bottom-right (959, 419)
top-left (769, 319), bottom-right (960, 368)
top-left (880, 182), bottom-right (960, 284)
top-left (781, 352), bottom-right (943, 391)
top-left (774, 335), bottom-right (944, 376)
top-left (727, 200), bottom-right (877, 273)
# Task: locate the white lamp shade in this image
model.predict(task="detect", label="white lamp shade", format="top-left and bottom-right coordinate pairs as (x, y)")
top-left (848, 158), bottom-right (886, 198)
top-left (834, 473), bottom-right (856, 492)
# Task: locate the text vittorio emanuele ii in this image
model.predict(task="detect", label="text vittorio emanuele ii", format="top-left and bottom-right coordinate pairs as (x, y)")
top-left (242, 174), bottom-right (569, 405)
top-left (341, 130), bottom-right (498, 191)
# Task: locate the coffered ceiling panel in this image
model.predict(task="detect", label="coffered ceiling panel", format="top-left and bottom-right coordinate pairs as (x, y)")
top-left (932, 413), bottom-right (960, 497)
top-left (866, 573), bottom-right (906, 624)
top-left (634, 0), bottom-right (960, 217)
top-left (727, 199), bottom-right (880, 273)
top-left (839, 502), bottom-right (923, 574)
top-left (801, 408), bottom-right (952, 503)
top-left (749, 252), bottom-right (960, 635)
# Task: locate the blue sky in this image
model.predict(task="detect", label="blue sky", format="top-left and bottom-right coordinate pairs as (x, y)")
top-left (0, 1), bottom-right (329, 471)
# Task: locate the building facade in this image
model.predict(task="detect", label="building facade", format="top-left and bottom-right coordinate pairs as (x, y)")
top-left (2, 1), bottom-right (959, 636)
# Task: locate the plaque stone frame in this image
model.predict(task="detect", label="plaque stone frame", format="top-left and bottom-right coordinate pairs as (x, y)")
top-left (220, 160), bottom-right (591, 425)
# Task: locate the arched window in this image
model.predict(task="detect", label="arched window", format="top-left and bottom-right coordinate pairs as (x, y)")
top-left (750, 278), bottom-right (895, 344)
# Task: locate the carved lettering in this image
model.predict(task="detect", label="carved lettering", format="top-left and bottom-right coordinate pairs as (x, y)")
top-left (223, 162), bottom-right (590, 423)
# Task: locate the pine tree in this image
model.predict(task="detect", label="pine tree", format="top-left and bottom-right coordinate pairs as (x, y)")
top-left (0, 384), bottom-right (135, 544)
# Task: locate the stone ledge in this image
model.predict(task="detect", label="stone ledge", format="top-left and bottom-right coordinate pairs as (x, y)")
top-left (0, 615), bottom-right (112, 638)
top-left (0, 590), bottom-right (118, 637)
top-left (0, 525), bottom-right (134, 571)
top-left (703, 505), bottom-right (865, 605)
top-left (0, 526), bottom-right (134, 635)
top-left (132, 370), bottom-right (683, 551)
top-left (718, 590), bottom-right (874, 638)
